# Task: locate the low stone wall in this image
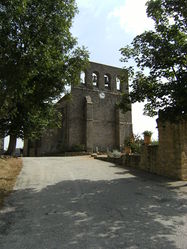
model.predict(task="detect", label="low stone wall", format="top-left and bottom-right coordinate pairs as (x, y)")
top-left (95, 117), bottom-right (187, 181)
top-left (139, 145), bottom-right (159, 174)
top-left (97, 147), bottom-right (186, 180)
top-left (123, 154), bottom-right (141, 169)
top-left (124, 119), bottom-right (187, 180)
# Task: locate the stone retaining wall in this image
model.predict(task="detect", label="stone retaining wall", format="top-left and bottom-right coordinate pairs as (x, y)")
top-left (133, 119), bottom-right (187, 180)
top-left (96, 118), bottom-right (187, 180)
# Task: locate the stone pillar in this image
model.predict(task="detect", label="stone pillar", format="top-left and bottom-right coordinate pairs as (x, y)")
top-left (99, 73), bottom-right (105, 91)
top-left (111, 75), bottom-right (116, 92)
top-left (120, 81), bottom-right (125, 93)
top-left (85, 96), bottom-right (93, 153)
top-left (116, 108), bottom-right (120, 150)
top-left (116, 108), bottom-right (133, 150)
top-left (157, 118), bottom-right (187, 180)
top-left (85, 68), bottom-right (93, 89)
top-left (120, 69), bottom-right (128, 93)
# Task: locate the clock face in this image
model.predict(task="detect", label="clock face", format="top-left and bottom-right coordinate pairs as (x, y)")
top-left (99, 92), bottom-right (105, 99)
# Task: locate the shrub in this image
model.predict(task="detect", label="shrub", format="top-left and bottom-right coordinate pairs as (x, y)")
top-left (70, 144), bottom-right (85, 152)
top-left (143, 130), bottom-right (153, 136)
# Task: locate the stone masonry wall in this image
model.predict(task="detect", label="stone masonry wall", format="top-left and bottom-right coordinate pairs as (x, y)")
top-left (66, 61), bottom-right (132, 152)
top-left (99, 118), bottom-right (187, 180)
top-left (68, 87), bottom-right (132, 152)
top-left (157, 119), bottom-right (187, 180)
top-left (126, 118), bottom-right (187, 180)
top-left (139, 145), bottom-right (159, 173)
top-left (24, 61), bottom-right (133, 156)
top-left (180, 120), bottom-right (187, 180)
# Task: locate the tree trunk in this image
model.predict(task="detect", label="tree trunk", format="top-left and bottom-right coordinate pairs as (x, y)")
top-left (5, 135), bottom-right (17, 156)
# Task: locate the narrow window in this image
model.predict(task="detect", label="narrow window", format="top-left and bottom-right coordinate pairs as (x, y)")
top-left (116, 77), bottom-right (121, 91)
top-left (104, 74), bottom-right (111, 89)
top-left (80, 71), bottom-right (86, 84)
top-left (92, 72), bottom-right (99, 87)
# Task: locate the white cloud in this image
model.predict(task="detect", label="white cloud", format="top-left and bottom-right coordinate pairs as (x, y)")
top-left (76, 0), bottom-right (115, 18)
top-left (75, 0), bottom-right (100, 17)
top-left (76, 0), bottom-right (94, 9)
top-left (108, 0), bottom-right (154, 34)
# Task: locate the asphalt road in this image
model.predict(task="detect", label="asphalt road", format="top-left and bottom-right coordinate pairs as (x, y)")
top-left (0, 156), bottom-right (187, 249)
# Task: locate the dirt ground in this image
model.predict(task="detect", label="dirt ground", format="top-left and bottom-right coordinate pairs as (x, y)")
top-left (0, 157), bottom-right (22, 208)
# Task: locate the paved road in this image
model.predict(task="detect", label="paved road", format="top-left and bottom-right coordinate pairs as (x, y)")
top-left (0, 156), bottom-right (187, 249)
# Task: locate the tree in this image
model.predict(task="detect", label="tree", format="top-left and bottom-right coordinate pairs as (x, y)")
top-left (120, 0), bottom-right (187, 121)
top-left (0, 0), bottom-right (89, 155)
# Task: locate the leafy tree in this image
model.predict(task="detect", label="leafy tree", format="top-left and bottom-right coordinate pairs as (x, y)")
top-left (120, 0), bottom-right (187, 121)
top-left (0, 0), bottom-right (89, 155)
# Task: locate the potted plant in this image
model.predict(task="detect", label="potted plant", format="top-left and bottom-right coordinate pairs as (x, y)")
top-left (143, 130), bottom-right (153, 145)
top-left (124, 137), bottom-right (132, 155)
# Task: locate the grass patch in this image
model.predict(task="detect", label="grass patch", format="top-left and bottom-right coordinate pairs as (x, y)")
top-left (0, 157), bottom-right (22, 209)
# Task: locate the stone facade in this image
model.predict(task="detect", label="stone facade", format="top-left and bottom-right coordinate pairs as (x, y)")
top-left (24, 61), bottom-right (133, 156)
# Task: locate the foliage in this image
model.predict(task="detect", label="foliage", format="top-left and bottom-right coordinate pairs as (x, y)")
top-left (70, 144), bottom-right (85, 152)
top-left (143, 130), bottom-right (153, 136)
top-left (124, 134), bottom-right (143, 154)
top-left (0, 0), bottom-right (89, 148)
top-left (151, 140), bottom-right (159, 145)
top-left (108, 150), bottom-right (121, 158)
top-left (130, 134), bottom-right (144, 154)
top-left (124, 137), bottom-right (132, 147)
top-left (59, 143), bottom-right (85, 153)
top-left (120, 0), bottom-right (187, 121)
top-left (130, 143), bottom-right (141, 154)
top-left (116, 93), bottom-right (131, 114)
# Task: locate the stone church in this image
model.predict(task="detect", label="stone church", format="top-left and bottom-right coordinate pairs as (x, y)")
top-left (24, 61), bottom-right (133, 156)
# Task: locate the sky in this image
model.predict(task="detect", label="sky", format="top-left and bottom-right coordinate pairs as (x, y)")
top-left (4, 0), bottom-right (158, 150)
top-left (71, 0), bottom-right (158, 139)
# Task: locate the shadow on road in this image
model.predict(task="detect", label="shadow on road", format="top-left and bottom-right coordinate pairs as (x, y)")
top-left (0, 174), bottom-right (186, 249)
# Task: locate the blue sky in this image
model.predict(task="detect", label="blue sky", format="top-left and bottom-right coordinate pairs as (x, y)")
top-left (72, 0), bottom-right (158, 139)
top-left (5, 0), bottom-right (158, 149)
top-left (72, 0), bottom-right (154, 66)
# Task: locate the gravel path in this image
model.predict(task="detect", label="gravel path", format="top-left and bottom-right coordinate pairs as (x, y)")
top-left (0, 156), bottom-right (187, 249)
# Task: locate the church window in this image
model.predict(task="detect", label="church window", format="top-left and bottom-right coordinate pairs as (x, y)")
top-left (80, 71), bottom-right (86, 84)
top-left (92, 72), bottom-right (99, 87)
top-left (104, 74), bottom-right (111, 89)
top-left (116, 77), bottom-right (121, 91)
